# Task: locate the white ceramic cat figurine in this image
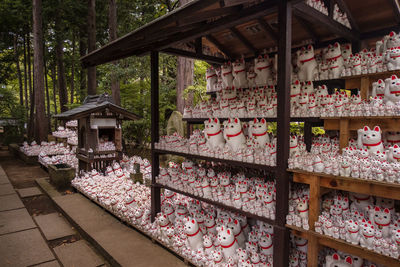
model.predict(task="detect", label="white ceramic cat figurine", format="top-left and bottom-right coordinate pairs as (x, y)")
top-left (259, 233), bottom-right (273, 256)
top-left (370, 207), bottom-right (391, 238)
top-left (386, 47), bottom-right (400, 71)
top-left (254, 55), bottom-right (272, 87)
top-left (204, 118), bottom-right (225, 150)
top-left (217, 226), bottom-right (239, 261)
top-left (357, 126), bottom-right (384, 155)
top-left (224, 118), bottom-right (246, 152)
top-left (325, 253), bottom-right (353, 267)
top-left (250, 118), bottom-right (270, 148)
top-left (221, 62), bottom-right (234, 88)
top-left (185, 218), bottom-right (203, 251)
top-left (233, 59), bottom-right (248, 89)
top-left (297, 45), bottom-right (318, 81)
top-left (345, 220), bottom-right (360, 245)
top-left (384, 74), bottom-right (400, 105)
top-left (360, 221), bottom-right (375, 250)
top-left (206, 67), bottom-right (218, 92)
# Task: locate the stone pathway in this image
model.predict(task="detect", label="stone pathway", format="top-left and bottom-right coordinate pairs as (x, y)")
top-left (0, 151), bottom-right (108, 267)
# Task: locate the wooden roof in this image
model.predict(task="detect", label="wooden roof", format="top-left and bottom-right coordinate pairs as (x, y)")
top-left (53, 94), bottom-right (140, 121)
top-left (81, 0), bottom-right (400, 67)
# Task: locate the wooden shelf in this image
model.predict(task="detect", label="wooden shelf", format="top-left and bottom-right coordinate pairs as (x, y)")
top-left (156, 184), bottom-right (275, 225)
top-left (289, 169), bottom-right (400, 201)
top-left (286, 226), bottom-right (400, 267)
top-left (153, 149), bottom-right (276, 172)
top-left (75, 188), bottom-right (199, 267)
top-left (182, 117), bottom-right (323, 124)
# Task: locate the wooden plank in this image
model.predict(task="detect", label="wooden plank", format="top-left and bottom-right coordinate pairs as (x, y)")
top-left (324, 117), bottom-right (400, 132)
top-left (179, 5), bottom-right (241, 26)
top-left (387, 0), bottom-right (400, 23)
top-left (293, 2), bottom-right (359, 42)
top-left (230, 27), bottom-right (257, 55)
top-left (360, 76), bottom-right (370, 99)
top-left (257, 18), bottom-right (278, 43)
top-left (286, 224), bottom-right (310, 239)
top-left (308, 174), bottom-right (320, 231)
top-left (162, 48), bottom-right (225, 64)
top-left (339, 118), bottom-right (349, 149)
top-left (291, 170), bottom-right (400, 201)
top-left (315, 232), bottom-right (400, 267)
top-left (206, 34), bottom-right (235, 59)
top-left (295, 15), bottom-right (318, 43)
top-left (307, 235), bottom-right (319, 267)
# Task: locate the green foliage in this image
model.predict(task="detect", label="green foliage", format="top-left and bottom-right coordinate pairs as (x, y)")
top-left (184, 60), bottom-right (210, 106)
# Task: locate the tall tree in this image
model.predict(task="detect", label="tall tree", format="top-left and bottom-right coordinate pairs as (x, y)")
top-left (109, 0), bottom-right (120, 105)
top-left (87, 0), bottom-right (96, 95)
top-left (32, 0), bottom-right (46, 141)
top-left (27, 33), bottom-right (35, 139)
top-left (23, 34), bottom-right (29, 110)
top-left (14, 34), bottom-right (24, 106)
top-left (55, 37), bottom-right (68, 112)
top-left (70, 33), bottom-right (75, 104)
top-left (176, 0), bottom-right (194, 113)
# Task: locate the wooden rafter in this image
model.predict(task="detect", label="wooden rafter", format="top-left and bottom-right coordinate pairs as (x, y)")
top-left (388, 0), bottom-right (400, 23)
top-left (334, 0), bottom-right (360, 32)
top-left (293, 2), bottom-right (359, 42)
top-left (162, 48), bottom-right (225, 64)
top-left (194, 38), bottom-right (202, 54)
top-left (206, 34), bottom-right (234, 59)
top-left (230, 27), bottom-right (257, 55)
top-left (295, 15), bottom-right (318, 43)
top-left (257, 18), bottom-right (278, 43)
top-left (178, 5), bottom-right (241, 26)
top-left (223, 0), bottom-right (250, 7)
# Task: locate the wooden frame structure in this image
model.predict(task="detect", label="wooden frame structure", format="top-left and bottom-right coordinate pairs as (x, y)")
top-left (54, 94), bottom-right (140, 172)
top-left (80, 1), bottom-right (400, 266)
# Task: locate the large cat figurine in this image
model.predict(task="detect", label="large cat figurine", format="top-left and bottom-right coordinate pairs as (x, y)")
top-left (357, 126), bottom-right (384, 155)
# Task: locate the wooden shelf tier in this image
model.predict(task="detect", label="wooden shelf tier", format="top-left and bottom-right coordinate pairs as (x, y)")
top-left (182, 117), bottom-right (323, 124)
top-left (286, 225), bottom-right (400, 267)
top-left (153, 149), bottom-right (276, 172)
top-left (74, 187), bottom-right (200, 267)
top-left (156, 183), bottom-right (275, 225)
top-left (289, 169), bottom-right (400, 201)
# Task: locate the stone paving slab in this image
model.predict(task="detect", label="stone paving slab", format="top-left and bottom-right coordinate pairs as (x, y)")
top-left (34, 213), bottom-right (75, 241)
top-left (0, 183), bottom-right (15, 196)
top-left (0, 173), bottom-right (10, 185)
top-left (33, 260), bottom-right (61, 267)
top-left (54, 193), bottom-right (186, 267)
top-left (54, 240), bottom-right (104, 267)
top-left (0, 208), bottom-right (36, 235)
top-left (0, 228), bottom-right (55, 267)
top-left (17, 186), bottom-right (43, 198)
top-left (0, 194), bottom-right (24, 211)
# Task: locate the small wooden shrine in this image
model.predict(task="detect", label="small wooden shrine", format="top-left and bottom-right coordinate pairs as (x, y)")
top-left (54, 93), bottom-right (139, 171)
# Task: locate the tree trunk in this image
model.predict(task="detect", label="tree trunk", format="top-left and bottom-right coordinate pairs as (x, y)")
top-left (79, 29), bottom-right (87, 102)
top-left (23, 34), bottom-right (28, 111)
top-left (176, 0), bottom-right (194, 114)
top-left (70, 33), bottom-right (75, 104)
top-left (33, 0), bottom-right (46, 142)
top-left (55, 39), bottom-right (68, 113)
top-left (27, 32), bottom-right (35, 139)
top-left (51, 64), bottom-right (58, 114)
top-left (109, 0), bottom-right (120, 105)
top-left (87, 0), bottom-right (96, 95)
top-left (44, 52), bottom-right (51, 132)
top-left (14, 35), bottom-right (24, 106)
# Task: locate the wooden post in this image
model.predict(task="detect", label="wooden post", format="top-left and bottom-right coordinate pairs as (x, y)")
top-left (308, 174), bottom-right (320, 230)
top-left (339, 118), bottom-right (349, 149)
top-left (151, 51), bottom-right (160, 222)
top-left (304, 121), bottom-right (312, 152)
top-left (307, 235), bottom-right (320, 267)
top-left (360, 76), bottom-right (370, 99)
top-left (274, 0), bottom-right (291, 266)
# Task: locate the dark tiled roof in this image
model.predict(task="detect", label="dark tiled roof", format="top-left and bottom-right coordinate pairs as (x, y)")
top-left (53, 94), bottom-right (140, 120)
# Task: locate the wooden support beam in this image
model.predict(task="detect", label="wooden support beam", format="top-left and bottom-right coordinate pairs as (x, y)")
top-left (150, 51), bottom-right (160, 222)
top-left (223, 0), bottom-right (249, 7)
top-left (328, 0), bottom-right (335, 19)
top-left (334, 0), bottom-right (360, 32)
top-left (293, 2), bottom-right (359, 42)
top-left (206, 34), bottom-right (234, 59)
top-left (179, 5), bottom-right (241, 26)
top-left (162, 48), bottom-right (225, 64)
top-left (257, 18), bottom-right (278, 43)
top-left (274, 1), bottom-right (291, 266)
top-left (194, 38), bottom-right (202, 55)
top-left (388, 0), bottom-right (400, 23)
top-left (295, 15), bottom-right (319, 43)
top-left (230, 27), bottom-right (257, 55)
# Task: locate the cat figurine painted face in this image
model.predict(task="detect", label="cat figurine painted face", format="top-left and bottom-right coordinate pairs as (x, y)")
top-left (297, 45), bottom-right (318, 81)
top-left (370, 206), bottom-right (391, 238)
top-left (224, 118), bottom-right (246, 152)
top-left (206, 67), bottom-right (218, 92)
top-left (384, 74), bottom-right (400, 105)
top-left (357, 126), bottom-right (383, 156)
top-left (325, 253), bottom-right (353, 267)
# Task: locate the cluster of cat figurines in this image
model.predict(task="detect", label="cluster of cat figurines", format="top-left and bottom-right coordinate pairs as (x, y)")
top-left (289, 126), bottom-right (400, 184)
top-left (156, 118), bottom-right (280, 166)
top-left (314, 190), bottom-right (399, 260)
top-left (157, 161), bottom-right (277, 220)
